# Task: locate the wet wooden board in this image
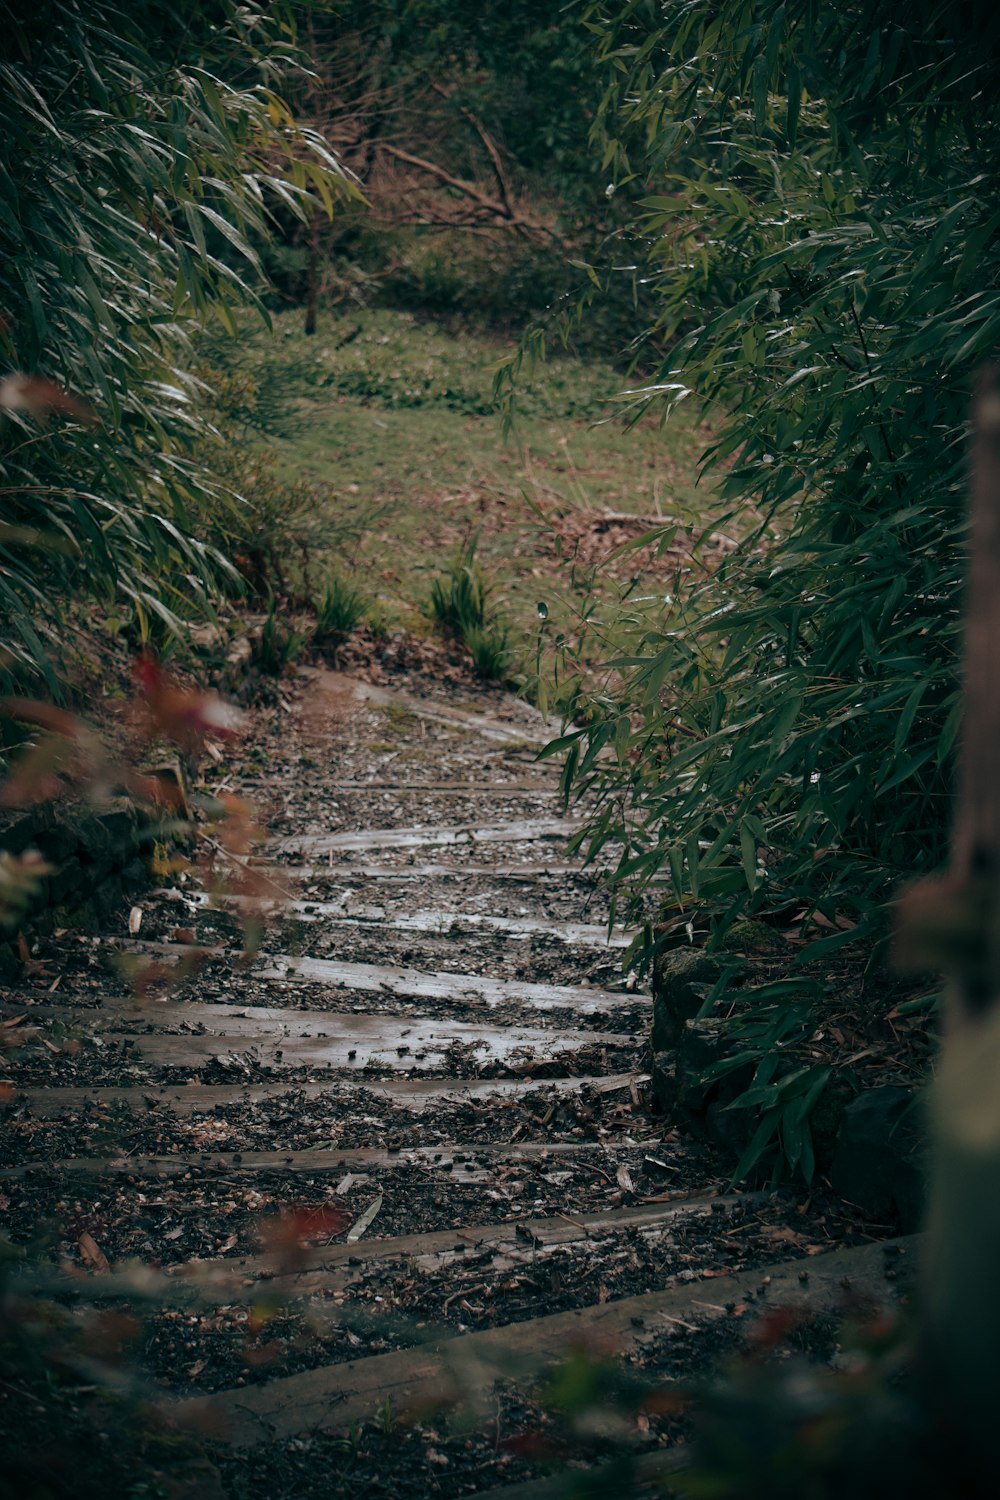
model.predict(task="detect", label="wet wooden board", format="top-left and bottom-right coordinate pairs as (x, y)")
top-left (10, 1072), bottom-right (649, 1117)
top-left (323, 780), bottom-right (555, 794)
top-left (196, 894), bottom-right (631, 949)
top-left (256, 955), bottom-right (645, 1012)
top-left (472, 1447), bottom-right (686, 1500)
top-left (271, 817), bottom-right (580, 857)
top-left (195, 1193), bottom-right (735, 1272)
top-left (6, 999), bottom-right (636, 1073)
top-left (79, 948), bottom-right (644, 1015)
top-left (9, 1014), bottom-right (632, 1074)
top-left (170, 1238), bottom-right (917, 1444)
top-left (283, 862), bottom-right (594, 882)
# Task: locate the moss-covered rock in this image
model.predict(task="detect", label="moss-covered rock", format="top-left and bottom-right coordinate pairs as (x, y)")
top-left (651, 949), bottom-right (724, 1050)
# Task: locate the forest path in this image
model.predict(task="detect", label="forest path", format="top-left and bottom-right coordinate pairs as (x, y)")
top-left (2, 667), bottom-right (910, 1497)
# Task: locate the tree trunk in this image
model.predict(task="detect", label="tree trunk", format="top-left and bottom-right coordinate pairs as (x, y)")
top-left (904, 364), bottom-right (1000, 1457)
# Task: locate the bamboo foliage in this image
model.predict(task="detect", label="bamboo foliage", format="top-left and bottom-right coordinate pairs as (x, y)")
top-left (0, 0), bottom-right (356, 680)
top-left (548, 0), bottom-right (1000, 1173)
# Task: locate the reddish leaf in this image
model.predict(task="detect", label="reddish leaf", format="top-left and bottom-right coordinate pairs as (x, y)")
top-left (0, 373), bottom-right (96, 423)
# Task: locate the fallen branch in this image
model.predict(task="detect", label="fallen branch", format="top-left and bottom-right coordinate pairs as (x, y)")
top-left (379, 142), bottom-right (556, 243)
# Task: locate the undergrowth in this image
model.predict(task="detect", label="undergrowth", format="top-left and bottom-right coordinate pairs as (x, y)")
top-left (427, 536), bottom-right (513, 682)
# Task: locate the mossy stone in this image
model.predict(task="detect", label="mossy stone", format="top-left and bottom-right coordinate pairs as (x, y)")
top-left (651, 949), bottom-right (724, 1050)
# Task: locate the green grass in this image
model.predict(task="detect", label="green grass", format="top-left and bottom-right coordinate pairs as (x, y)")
top-left (207, 307), bottom-right (718, 700)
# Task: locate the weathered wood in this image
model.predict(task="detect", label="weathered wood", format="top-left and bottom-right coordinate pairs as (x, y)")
top-left (0, 1139), bottom-right (655, 1181)
top-left (11, 1072), bottom-right (648, 1117)
top-left (169, 1238), bottom-right (916, 1444)
top-left (319, 780), bottom-right (554, 794)
top-left (282, 861), bottom-right (594, 881)
top-left (73, 947), bottom-right (644, 1014)
top-left (195, 893), bottom-right (631, 948)
top-left (4, 998), bottom-right (635, 1072)
top-left (255, 955), bottom-right (644, 1012)
top-left (168, 1194), bottom-right (736, 1297)
top-left (271, 817), bottom-right (580, 857)
top-left (470, 1446), bottom-right (687, 1500)
top-left (314, 672), bottom-right (557, 747)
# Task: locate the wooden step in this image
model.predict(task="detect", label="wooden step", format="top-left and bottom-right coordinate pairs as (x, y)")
top-left (10, 1071), bottom-right (648, 1117)
top-left (469, 1446), bottom-right (686, 1500)
top-left (0, 1139), bottom-right (656, 1181)
top-left (271, 817), bottom-right (580, 857)
top-left (193, 893), bottom-right (631, 948)
top-left (168, 1238), bottom-right (916, 1444)
top-left (7, 998), bottom-right (636, 1073)
top-left (320, 780), bottom-right (555, 794)
top-left (255, 956), bottom-right (644, 1013)
top-left (167, 1193), bottom-right (740, 1297)
top-left (310, 673), bottom-right (557, 748)
top-left (280, 861), bottom-right (594, 882)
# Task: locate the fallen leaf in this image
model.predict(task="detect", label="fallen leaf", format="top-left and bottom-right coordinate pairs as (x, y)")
top-left (128, 906), bottom-right (143, 935)
top-left (616, 1164), bottom-right (635, 1194)
top-left (347, 1192), bottom-right (384, 1242)
top-left (78, 1231), bottom-right (110, 1274)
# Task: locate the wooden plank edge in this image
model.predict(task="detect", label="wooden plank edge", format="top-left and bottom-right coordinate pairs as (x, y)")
top-left (7, 1073), bottom-right (649, 1117)
top-left (0, 1137), bottom-right (674, 1179)
top-left (169, 1237), bottom-right (918, 1445)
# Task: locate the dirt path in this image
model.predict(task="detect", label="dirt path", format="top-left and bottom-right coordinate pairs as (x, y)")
top-left (1, 668), bottom-right (911, 1497)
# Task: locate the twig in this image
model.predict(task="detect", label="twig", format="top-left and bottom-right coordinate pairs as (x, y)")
top-left (443, 1281), bottom-right (487, 1313)
top-left (379, 143), bottom-right (555, 243)
top-left (201, 837), bottom-right (294, 902)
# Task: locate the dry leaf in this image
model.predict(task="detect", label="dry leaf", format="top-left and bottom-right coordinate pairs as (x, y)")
top-left (128, 906), bottom-right (143, 935)
top-left (347, 1192), bottom-right (384, 1242)
top-left (78, 1231), bottom-right (110, 1274)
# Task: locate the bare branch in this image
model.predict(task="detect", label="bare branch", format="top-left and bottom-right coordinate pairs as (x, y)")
top-left (379, 143), bottom-right (555, 244)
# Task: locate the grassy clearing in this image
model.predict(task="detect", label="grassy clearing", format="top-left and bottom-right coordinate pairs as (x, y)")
top-left (213, 307), bottom-right (719, 698)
